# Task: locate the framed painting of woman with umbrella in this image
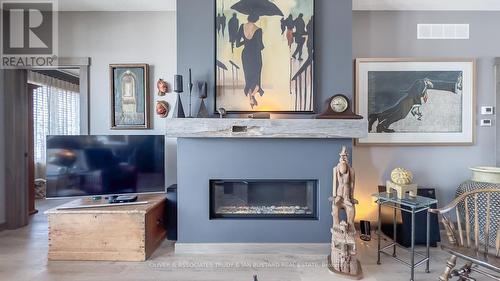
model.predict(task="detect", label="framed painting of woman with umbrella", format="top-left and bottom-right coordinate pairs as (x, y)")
top-left (215, 0), bottom-right (315, 113)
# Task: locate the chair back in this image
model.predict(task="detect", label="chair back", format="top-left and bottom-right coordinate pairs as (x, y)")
top-left (430, 189), bottom-right (500, 256)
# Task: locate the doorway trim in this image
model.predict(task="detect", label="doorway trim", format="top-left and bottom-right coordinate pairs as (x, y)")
top-left (2, 57), bottom-right (91, 229)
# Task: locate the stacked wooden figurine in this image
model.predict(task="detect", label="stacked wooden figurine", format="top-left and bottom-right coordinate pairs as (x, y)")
top-left (328, 146), bottom-right (363, 279)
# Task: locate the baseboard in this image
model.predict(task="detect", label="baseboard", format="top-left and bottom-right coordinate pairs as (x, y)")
top-left (174, 243), bottom-right (330, 255)
top-left (0, 222), bottom-right (6, 231)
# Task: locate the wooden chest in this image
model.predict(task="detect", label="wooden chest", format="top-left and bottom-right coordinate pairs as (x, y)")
top-left (46, 194), bottom-right (167, 261)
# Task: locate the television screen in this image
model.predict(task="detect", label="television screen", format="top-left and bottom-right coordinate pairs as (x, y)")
top-left (46, 135), bottom-right (165, 198)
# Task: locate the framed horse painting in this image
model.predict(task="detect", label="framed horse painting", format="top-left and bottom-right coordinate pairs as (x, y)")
top-left (356, 58), bottom-right (476, 145)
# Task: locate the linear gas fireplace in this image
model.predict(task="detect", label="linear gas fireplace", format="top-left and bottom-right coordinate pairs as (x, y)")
top-left (209, 179), bottom-right (318, 219)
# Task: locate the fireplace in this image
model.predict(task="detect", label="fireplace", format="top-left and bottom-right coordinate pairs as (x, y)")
top-left (210, 179), bottom-right (318, 219)
top-left (175, 138), bottom-right (358, 244)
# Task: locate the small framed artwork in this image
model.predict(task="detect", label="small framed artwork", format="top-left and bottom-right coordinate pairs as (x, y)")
top-left (110, 64), bottom-right (150, 129)
top-left (356, 58), bottom-right (475, 145)
top-left (215, 0), bottom-right (315, 113)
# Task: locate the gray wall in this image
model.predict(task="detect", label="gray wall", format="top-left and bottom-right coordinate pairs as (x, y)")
top-left (0, 69), bottom-right (5, 226)
top-left (177, 0), bottom-right (353, 115)
top-left (58, 11), bottom-right (178, 186)
top-left (353, 11), bottom-right (498, 221)
top-left (496, 59), bottom-right (500, 166)
top-left (176, 0), bottom-right (354, 242)
top-left (0, 12), bottom-right (178, 226)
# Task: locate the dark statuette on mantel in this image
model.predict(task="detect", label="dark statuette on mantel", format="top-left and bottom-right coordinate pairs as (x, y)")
top-left (196, 82), bottom-right (209, 118)
top-left (316, 94), bottom-right (363, 120)
top-left (173, 74), bottom-right (186, 118)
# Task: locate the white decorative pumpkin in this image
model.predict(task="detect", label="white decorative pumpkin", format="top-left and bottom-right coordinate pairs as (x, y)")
top-left (391, 168), bottom-right (413, 185)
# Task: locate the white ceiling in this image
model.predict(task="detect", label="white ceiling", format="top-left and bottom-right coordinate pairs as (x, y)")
top-left (353, 0), bottom-right (500, 11)
top-left (58, 0), bottom-right (176, 11)
top-left (57, 0), bottom-right (500, 12)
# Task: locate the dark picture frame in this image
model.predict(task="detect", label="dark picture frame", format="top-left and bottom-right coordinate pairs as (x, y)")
top-left (214, 0), bottom-right (315, 114)
top-left (109, 64), bottom-right (151, 130)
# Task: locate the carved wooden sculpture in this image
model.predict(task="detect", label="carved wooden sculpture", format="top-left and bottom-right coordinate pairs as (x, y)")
top-left (328, 146), bottom-right (363, 279)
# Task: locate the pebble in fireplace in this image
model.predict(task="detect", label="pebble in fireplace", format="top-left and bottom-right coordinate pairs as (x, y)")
top-left (216, 205), bottom-right (313, 215)
top-left (210, 179), bottom-right (318, 219)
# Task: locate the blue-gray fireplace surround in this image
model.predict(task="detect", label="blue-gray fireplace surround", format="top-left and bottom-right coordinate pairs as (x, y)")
top-left (176, 0), bottom-right (354, 244)
top-left (177, 138), bottom-right (352, 243)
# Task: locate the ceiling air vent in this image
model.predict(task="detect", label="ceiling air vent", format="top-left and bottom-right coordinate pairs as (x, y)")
top-left (417, 24), bottom-right (469, 39)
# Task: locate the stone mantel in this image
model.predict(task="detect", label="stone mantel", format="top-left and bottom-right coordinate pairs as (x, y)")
top-left (165, 118), bottom-right (367, 139)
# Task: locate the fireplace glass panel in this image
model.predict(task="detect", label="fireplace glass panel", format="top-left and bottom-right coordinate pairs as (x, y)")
top-left (210, 180), bottom-right (318, 219)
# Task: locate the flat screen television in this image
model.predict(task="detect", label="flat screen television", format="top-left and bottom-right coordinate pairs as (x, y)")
top-left (46, 135), bottom-right (165, 198)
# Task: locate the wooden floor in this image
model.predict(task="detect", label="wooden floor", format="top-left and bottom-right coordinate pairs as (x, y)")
top-left (0, 199), bottom-right (452, 281)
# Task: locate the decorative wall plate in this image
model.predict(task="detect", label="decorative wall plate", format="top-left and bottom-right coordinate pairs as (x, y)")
top-left (156, 101), bottom-right (169, 118)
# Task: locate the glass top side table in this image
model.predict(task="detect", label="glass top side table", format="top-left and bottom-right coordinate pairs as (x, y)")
top-left (373, 192), bottom-right (438, 281)
top-left (375, 192), bottom-right (438, 209)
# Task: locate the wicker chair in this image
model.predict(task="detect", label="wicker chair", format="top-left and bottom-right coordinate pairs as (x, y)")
top-left (430, 189), bottom-right (500, 281)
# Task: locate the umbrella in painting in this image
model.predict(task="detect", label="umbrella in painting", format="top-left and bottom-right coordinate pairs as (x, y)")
top-left (231, 0), bottom-right (284, 17)
top-left (217, 60), bottom-right (229, 71)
